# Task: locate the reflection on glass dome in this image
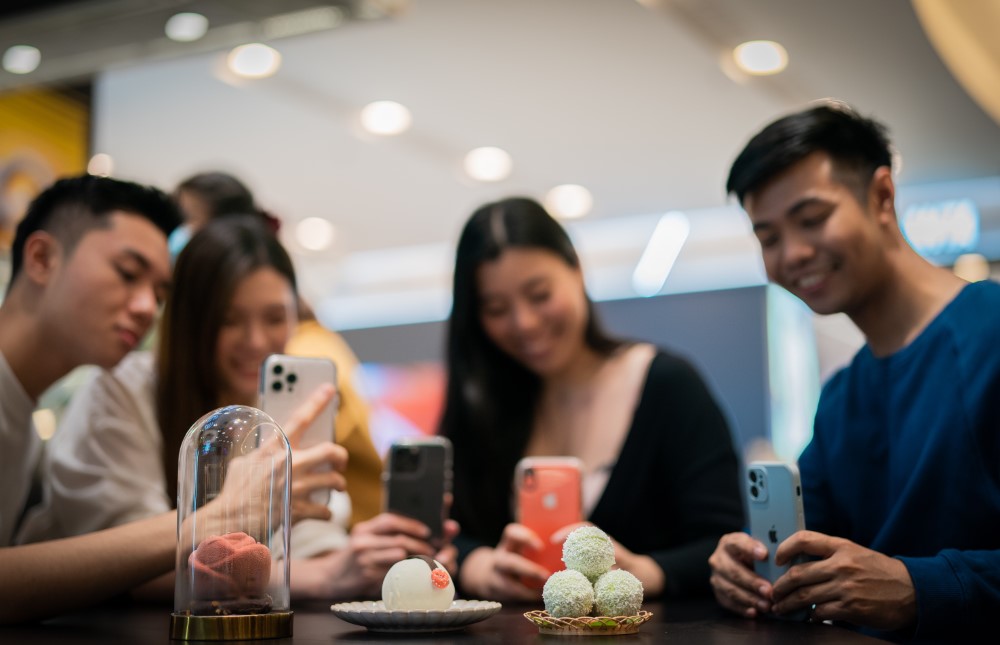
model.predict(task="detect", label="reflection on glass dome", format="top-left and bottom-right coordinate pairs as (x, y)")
top-left (171, 405), bottom-right (293, 640)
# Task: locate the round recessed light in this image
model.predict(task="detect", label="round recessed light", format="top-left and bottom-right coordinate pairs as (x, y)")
top-left (464, 146), bottom-right (512, 182)
top-left (87, 153), bottom-right (114, 177)
top-left (227, 43), bottom-right (281, 79)
top-left (360, 100), bottom-right (412, 136)
top-left (3, 45), bottom-right (41, 74)
top-left (295, 217), bottom-right (335, 251)
top-left (733, 40), bottom-right (788, 75)
top-left (544, 184), bottom-right (593, 219)
top-left (165, 13), bottom-right (209, 42)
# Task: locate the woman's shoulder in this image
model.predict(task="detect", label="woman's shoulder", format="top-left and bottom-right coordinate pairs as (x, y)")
top-left (641, 345), bottom-right (704, 384)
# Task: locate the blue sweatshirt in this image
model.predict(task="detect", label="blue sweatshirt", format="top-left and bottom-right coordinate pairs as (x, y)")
top-left (799, 280), bottom-right (1000, 642)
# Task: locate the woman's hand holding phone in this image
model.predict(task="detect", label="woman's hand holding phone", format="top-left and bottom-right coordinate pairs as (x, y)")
top-left (293, 512), bottom-right (459, 600)
top-left (459, 522), bottom-right (550, 601)
top-left (280, 383), bottom-right (348, 524)
top-left (210, 384), bottom-right (346, 529)
top-left (550, 522), bottom-right (665, 597)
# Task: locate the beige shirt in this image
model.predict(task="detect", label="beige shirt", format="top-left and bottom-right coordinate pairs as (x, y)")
top-left (17, 351), bottom-right (348, 557)
top-left (0, 349), bottom-right (40, 546)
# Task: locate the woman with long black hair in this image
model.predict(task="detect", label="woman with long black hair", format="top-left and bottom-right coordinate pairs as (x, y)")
top-left (441, 197), bottom-right (744, 601)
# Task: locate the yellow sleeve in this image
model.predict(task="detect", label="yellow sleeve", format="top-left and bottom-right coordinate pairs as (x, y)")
top-left (286, 320), bottom-right (382, 527)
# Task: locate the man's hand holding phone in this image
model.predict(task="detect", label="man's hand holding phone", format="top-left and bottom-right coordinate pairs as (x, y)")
top-left (770, 531), bottom-right (917, 631)
top-left (709, 531), bottom-right (774, 617)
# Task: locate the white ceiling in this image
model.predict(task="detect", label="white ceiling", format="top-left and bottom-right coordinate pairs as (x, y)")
top-left (73, 0), bottom-right (1000, 325)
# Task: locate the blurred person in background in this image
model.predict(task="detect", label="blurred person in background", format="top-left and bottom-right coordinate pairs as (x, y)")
top-left (441, 197), bottom-right (744, 601)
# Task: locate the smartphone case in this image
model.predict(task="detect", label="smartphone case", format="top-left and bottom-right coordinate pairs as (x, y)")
top-left (747, 461), bottom-right (809, 620)
top-left (258, 354), bottom-right (337, 505)
top-left (384, 437), bottom-right (453, 544)
top-left (515, 456), bottom-right (583, 576)
top-left (747, 461), bottom-right (805, 582)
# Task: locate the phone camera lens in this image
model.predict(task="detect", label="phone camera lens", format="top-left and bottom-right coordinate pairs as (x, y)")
top-left (749, 470), bottom-right (757, 483)
top-left (271, 381), bottom-right (282, 392)
top-left (286, 373), bottom-right (297, 384)
top-left (750, 485), bottom-right (759, 499)
top-left (393, 445), bottom-right (420, 473)
top-left (272, 364), bottom-right (283, 375)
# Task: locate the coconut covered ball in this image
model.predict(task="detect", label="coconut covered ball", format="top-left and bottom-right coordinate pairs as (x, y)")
top-left (562, 526), bottom-right (615, 581)
top-left (543, 569), bottom-right (595, 617)
top-left (381, 556), bottom-right (455, 610)
top-left (594, 569), bottom-right (643, 616)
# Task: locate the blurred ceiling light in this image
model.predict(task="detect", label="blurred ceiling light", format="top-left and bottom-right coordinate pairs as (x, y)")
top-left (3, 45), bottom-right (41, 74)
top-left (952, 253), bottom-right (990, 282)
top-left (295, 217), bottom-right (335, 251)
top-left (165, 12), bottom-right (209, 42)
top-left (87, 153), bottom-right (114, 177)
top-left (733, 40), bottom-right (788, 75)
top-left (464, 146), bottom-right (512, 182)
top-left (227, 43), bottom-right (281, 79)
top-left (545, 184), bottom-right (593, 219)
top-left (360, 100), bottom-right (412, 136)
top-left (632, 211), bottom-right (690, 297)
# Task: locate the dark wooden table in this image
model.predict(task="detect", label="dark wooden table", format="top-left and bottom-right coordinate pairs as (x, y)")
top-left (1, 598), bottom-right (887, 644)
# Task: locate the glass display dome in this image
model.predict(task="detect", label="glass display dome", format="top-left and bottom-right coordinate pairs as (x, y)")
top-left (170, 405), bottom-right (292, 640)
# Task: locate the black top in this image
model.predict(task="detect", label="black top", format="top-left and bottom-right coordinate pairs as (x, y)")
top-left (455, 350), bottom-right (745, 597)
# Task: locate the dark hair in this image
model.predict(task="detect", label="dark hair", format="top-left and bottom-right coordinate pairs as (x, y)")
top-left (726, 102), bottom-right (893, 206)
top-left (439, 197), bottom-right (621, 548)
top-left (156, 216), bottom-right (297, 501)
top-left (9, 174), bottom-right (179, 287)
top-left (175, 171), bottom-right (281, 234)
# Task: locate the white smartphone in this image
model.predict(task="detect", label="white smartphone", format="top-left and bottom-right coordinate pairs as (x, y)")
top-left (383, 437), bottom-right (452, 547)
top-left (747, 461), bottom-right (808, 620)
top-left (258, 354), bottom-right (337, 505)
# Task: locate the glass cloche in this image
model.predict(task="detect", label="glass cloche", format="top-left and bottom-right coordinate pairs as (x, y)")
top-left (170, 405), bottom-right (292, 640)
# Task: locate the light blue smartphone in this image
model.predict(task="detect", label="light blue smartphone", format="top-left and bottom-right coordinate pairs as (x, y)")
top-left (747, 461), bottom-right (809, 620)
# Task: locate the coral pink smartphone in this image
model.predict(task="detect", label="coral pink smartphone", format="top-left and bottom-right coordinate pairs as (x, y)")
top-left (515, 457), bottom-right (583, 578)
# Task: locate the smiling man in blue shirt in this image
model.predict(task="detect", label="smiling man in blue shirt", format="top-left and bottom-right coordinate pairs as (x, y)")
top-left (708, 102), bottom-right (1000, 641)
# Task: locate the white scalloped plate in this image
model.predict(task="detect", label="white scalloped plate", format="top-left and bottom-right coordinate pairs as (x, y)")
top-left (329, 599), bottom-right (503, 633)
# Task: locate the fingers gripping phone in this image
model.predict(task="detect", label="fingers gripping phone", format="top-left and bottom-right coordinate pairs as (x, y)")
top-left (747, 461), bottom-right (808, 620)
top-left (384, 437), bottom-right (452, 547)
top-left (258, 354), bottom-right (337, 505)
top-left (515, 457), bottom-right (583, 576)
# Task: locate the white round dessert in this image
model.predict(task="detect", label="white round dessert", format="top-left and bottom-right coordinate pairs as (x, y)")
top-left (381, 557), bottom-right (456, 611)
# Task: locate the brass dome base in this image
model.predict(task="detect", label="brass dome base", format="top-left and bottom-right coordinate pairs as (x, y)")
top-left (170, 611), bottom-right (293, 640)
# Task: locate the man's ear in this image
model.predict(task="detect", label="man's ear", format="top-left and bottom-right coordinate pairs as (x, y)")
top-left (869, 166), bottom-right (896, 225)
top-left (20, 231), bottom-right (63, 286)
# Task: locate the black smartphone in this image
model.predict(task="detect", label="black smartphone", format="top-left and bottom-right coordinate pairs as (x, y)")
top-left (383, 437), bottom-right (452, 546)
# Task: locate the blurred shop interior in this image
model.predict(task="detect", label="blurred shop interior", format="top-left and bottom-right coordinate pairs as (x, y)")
top-left (2, 0), bottom-right (1000, 462)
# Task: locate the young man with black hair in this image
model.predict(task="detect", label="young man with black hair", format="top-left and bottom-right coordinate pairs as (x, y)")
top-left (708, 103), bottom-right (1000, 641)
top-left (0, 175), bottom-right (345, 624)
